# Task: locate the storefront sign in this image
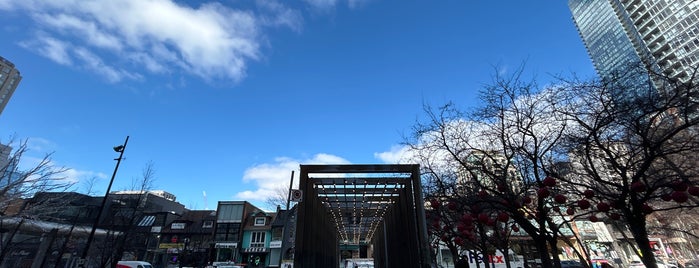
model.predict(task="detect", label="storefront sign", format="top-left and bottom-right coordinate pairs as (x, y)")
top-left (270, 241), bottom-right (282, 248)
top-left (243, 247), bottom-right (268, 253)
top-left (215, 242), bottom-right (238, 248)
top-left (159, 243), bottom-right (184, 249)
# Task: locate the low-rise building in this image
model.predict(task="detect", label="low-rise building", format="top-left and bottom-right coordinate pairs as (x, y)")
top-left (212, 201), bottom-right (265, 266)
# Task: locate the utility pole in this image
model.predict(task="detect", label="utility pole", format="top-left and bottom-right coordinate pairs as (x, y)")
top-left (78, 136), bottom-right (129, 268)
top-left (286, 171), bottom-right (295, 210)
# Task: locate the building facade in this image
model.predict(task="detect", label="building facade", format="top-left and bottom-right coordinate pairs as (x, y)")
top-left (212, 201), bottom-right (265, 266)
top-left (151, 209), bottom-right (216, 267)
top-left (0, 56), bottom-right (21, 117)
top-left (569, 0), bottom-right (699, 83)
top-left (241, 210), bottom-right (276, 268)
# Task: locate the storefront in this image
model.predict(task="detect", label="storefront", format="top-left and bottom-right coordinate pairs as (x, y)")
top-left (243, 246), bottom-right (269, 268)
top-left (214, 242), bottom-right (239, 264)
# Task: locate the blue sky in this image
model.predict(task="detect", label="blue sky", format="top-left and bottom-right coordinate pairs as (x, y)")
top-left (0, 0), bottom-right (595, 211)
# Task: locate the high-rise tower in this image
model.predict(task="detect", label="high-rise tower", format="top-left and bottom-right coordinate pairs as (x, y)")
top-left (0, 56), bottom-right (21, 116)
top-left (569, 0), bottom-right (699, 83)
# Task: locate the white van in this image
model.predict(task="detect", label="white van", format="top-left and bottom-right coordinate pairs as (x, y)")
top-left (116, 261), bottom-right (153, 268)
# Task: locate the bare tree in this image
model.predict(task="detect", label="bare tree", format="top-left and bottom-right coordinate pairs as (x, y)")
top-left (552, 64), bottom-right (699, 268)
top-left (90, 161), bottom-right (157, 268)
top-left (407, 65), bottom-right (579, 268)
top-left (0, 138), bottom-right (73, 266)
top-left (265, 184), bottom-right (290, 211)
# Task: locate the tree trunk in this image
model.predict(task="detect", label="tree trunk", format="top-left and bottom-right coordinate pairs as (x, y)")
top-left (536, 236), bottom-right (553, 268)
top-left (548, 235), bottom-right (562, 268)
top-left (627, 213), bottom-right (657, 268)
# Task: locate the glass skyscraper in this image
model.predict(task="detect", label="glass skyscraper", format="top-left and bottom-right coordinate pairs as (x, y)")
top-left (569, 0), bottom-right (699, 83)
top-left (0, 56), bottom-right (22, 116)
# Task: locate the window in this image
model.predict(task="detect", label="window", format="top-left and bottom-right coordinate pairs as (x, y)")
top-left (217, 203), bottom-right (243, 222)
top-left (254, 217), bottom-right (266, 226)
top-left (250, 231), bottom-right (266, 248)
top-left (138, 215), bottom-right (156, 226)
top-left (215, 223), bottom-right (241, 242)
top-left (271, 227), bottom-right (283, 240)
top-left (202, 221), bottom-right (213, 228)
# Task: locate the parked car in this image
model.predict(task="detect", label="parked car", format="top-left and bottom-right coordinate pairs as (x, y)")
top-left (116, 261), bottom-right (153, 268)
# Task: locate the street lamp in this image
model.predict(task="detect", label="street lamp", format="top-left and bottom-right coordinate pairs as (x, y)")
top-left (79, 136), bottom-right (129, 268)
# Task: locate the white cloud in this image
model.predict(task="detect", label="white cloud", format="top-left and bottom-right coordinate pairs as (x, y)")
top-left (374, 145), bottom-right (414, 164)
top-left (3, 0), bottom-right (303, 84)
top-left (19, 34), bottom-right (73, 66)
top-left (256, 0), bottom-right (303, 33)
top-left (234, 153), bottom-right (350, 202)
top-left (63, 168), bottom-right (108, 184)
top-left (32, 12), bottom-right (124, 52)
top-left (73, 47), bottom-right (142, 83)
top-left (302, 0), bottom-right (370, 11)
top-left (25, 137), bottom-right (57, 152)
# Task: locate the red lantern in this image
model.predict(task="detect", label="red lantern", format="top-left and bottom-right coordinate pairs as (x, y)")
top-left (543, 176), bottom-right (557, 187)
top-left (537, 187), bottom-right (551, 198)
top-left (486, 218), bottom-right (496, 226)
top-left (583, 189), bottom-right (595, 199)
top-left (461, 214), bottom-right (473, 223)
top-left (577, 199), bottom-right (591, 210)
top-left (461, 229), bottom-right (472, 237)
top-left (478, 190), bottom-right (489, 198)
top-left (661, 194), bottom-right (673, 201)
top-left (522, 196), bottom-right (532, 205)
top-left (609, 212), bottom-right (621, 220)
top-left (478, 213), bottom-right (490, 223)
top-left (671, 191), bottom-right (688, 203)
top-left (688, 186), bottom-right (699, 196)
top-left (497, 212), bottom-right (510, 222)
top-left (596, 202), bottom-right (610, 212)
top-left (589, 215), bottom-right (599, 222)
top-left (672, 181), bottom-right (688, 191)
top-left (554, 194), bottom-right (567, 204)
top-left (631, 181), bottom-right (646, 192)
top-left (566, 207), bottom-right (575, 215)
top-left (642, 203), bottom-right (653, 214)
top-left (430, 199), bottom-right (441, 209)
top-left (456, 223), bottom-right (466, 232)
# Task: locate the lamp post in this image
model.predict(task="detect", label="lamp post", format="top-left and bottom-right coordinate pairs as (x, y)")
top-left (79, 136), bottom-right (129, 268)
